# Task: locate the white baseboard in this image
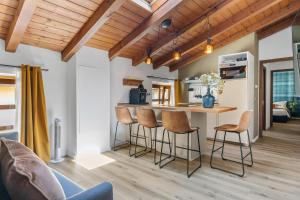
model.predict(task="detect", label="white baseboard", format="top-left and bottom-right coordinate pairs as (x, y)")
top-left (251, 135), bottom-right (259, 143)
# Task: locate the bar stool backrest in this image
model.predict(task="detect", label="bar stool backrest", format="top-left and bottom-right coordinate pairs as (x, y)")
top-left (162, 110), bottom-right (192, 133)
top-left (136, 108), bottom-right (157, 128)
top-left (238, 111), bottom-right (251, 132)
top-left (115, 106), bottom-right (134, 124)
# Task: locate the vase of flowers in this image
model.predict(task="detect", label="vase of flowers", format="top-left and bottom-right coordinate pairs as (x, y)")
top-left (199, 73), bottom-right (224, 108)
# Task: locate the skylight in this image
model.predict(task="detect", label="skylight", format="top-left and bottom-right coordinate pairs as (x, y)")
top-left (131, 0), bottom-right (155, 12)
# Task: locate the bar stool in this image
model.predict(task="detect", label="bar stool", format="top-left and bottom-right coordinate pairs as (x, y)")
top-left (114, 106), bottom-right (146, 157)
top-left (160, 110), bottom-right (202, 178)
top-left (210, 111), bottom-right (254, 177)
top-left (136, 108), bottom-right (172, 164)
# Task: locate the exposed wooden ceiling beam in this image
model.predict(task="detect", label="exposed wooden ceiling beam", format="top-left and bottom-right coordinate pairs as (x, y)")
top-left (258, 13), bottom-right (300, 40)
top-left (151, 0), bottom-right (168, 12)
top-left (5, 0), bottom-right (38, 52)
top-left (153, 0), bottom-right (282, 69)
top-left (62, 0), bottom-right (125, 62)
top-left (132, 0), bottom-right (235, 66)
top-left (169, 30), bottom-right (249, 72)
top-left (169, 0), bottom-right (300, 71)
top-left (108, 0), bottom-right (183, 60)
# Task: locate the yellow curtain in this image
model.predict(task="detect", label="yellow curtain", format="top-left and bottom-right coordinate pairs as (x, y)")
top-left (21, 65), bottom-right (50, 163)
top-left (174, 79), bottom-right (181, 105)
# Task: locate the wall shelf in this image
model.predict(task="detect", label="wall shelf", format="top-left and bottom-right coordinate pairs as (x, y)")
top-left (123, 78), bottom-right (143, 86)
top-left (0, 76), bottom-right (16, 84)
top-left (0, 125), bottom-right (14, 131)
top-left (0, 105), bottom-right (16, 110)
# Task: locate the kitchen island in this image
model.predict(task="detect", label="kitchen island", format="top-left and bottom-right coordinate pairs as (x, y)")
top-left (117, 103), bottom-right (237, 158)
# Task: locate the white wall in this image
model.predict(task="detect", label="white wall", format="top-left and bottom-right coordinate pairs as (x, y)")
top-left (76, 47), bottom-right (110, 155)
top-left (259, 27), bottom-right (293, 60)
top-left (0, 38), bottom-right (179, 158)
top-left (110, 56), bottom-right (178, 145)
top-left (0, 39), bottom-right (69, 158)
top-left (264, 61), bottom-right (294, 129)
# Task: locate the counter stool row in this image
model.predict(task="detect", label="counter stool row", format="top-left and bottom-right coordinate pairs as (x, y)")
top-left (113, 106), bottom-right (253, 178)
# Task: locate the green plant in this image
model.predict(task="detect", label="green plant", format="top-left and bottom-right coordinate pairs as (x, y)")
top-left (288, 100), bottom-right (297, 113)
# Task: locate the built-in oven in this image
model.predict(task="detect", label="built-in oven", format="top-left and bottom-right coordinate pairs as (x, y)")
top-left (219, 65), bottom-right (247, 79)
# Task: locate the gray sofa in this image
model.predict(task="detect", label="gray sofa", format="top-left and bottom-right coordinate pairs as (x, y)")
top-left (0, 134), bottom-right (113, 200)
top-left (0, 169), bottom-right (113, 200)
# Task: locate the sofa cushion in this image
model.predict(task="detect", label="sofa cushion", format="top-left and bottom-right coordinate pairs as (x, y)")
top-left (0, 139), bottom-right (66, 200)
top-left (0, 170), bottom-right (11, 200)
top-left (53, 170), bottom-right (83, 198)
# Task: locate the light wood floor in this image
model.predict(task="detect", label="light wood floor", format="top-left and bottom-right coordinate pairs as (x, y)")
top-left (50, 122), bottom-right (300, 200)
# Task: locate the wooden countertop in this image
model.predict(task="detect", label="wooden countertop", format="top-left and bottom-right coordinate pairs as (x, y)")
top-left (117, 103), bottom-right (237, 113)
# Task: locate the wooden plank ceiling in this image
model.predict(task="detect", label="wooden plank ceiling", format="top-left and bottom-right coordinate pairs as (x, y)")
top-left (0, 0), bottom-right (299, 71)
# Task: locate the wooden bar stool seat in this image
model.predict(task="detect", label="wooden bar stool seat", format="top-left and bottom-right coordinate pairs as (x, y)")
top-left (113, 106), bottom-right (140, 156)
top-left (135, 108), bottom-right (172, 164)
top-left (210, 111), bottom-right (254, 177)
top-left (215, 124), bottom-right (241, 132)
top-left (159, 110), bottom-right (202, 178)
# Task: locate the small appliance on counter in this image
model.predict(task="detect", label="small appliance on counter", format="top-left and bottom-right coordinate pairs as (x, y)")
top-left (129, 84), bottom-right (148, 105)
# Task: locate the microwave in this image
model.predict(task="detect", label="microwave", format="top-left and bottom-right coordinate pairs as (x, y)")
top-left (219, 65), bottom-right (247, 79)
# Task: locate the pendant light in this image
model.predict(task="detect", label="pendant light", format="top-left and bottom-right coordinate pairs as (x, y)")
top-left (173, 49), bottom-right (181, 60)
top-left (144, 18), bottom-right (173, 64)
top-left (172, 32), bottom-right (181, 61)
top-left (205, 16), bottom-right (213, 54)
top-left (145, 48), bottom-right (152, 65)
top-left (205, 38), bottom-right (213, 54)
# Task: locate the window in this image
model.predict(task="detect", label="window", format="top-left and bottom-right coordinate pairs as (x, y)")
top-left (0, 75), bottom-right (17, 132)
top-left (152, 84), bottom-right (171, 105)
top-left (272, 70), bottom-right (295, 102)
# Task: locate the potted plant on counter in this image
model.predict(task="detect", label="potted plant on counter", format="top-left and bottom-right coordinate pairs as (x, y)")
top-left (199, 73), bottom-right (224, 108)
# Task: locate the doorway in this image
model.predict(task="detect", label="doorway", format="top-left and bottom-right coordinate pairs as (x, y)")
top-left (259, 57), bottom-right (300, 138)
top-left (259, 57), bottom-right (294, 137)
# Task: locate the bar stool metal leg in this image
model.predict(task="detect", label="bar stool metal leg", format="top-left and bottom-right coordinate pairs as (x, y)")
top-left (167, 130), bottom-right (172, 154)
top-left (239, 134), bottom-right (245, 177)
top-left (129, 124), bottom-right (135, 157)
top-left (149, 128), bottom-right (152, 152)
top-left (159, 129), bottom-right (174, 168)
top-left (154, 127), bottom-right (158, 164)
top-left (210, 130), bottom-right (218, 168)
top-left (113, 121), bottom-right (119, 151)
top-left (187, 132), bottom-right (190, 177)
top-left (210, 130), bottom-right (253, 177)
top-left (159, 129), bottom-right (166, 167)
top-left (113, 121), bottom-right (133, 152)
top-left (221, 131), bottom-right (227, 159)
top-left (247, 130), bottom-right (254, 166)
top-left (134, 124), bottom-right (150, 158)
top-left (186, 130), bottom-right (202, 178)
top-left (154, 128), bottom-right (172, 165)
top-left (196, 129), bottom-right (202, 168)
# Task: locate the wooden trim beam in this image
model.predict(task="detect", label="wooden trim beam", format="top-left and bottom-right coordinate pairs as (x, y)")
top-left (154, 0), bottom-right (282, 69)
top-left (257, 14), bottom-right (300, 40)
top-left (260, 57), bottom-right (294, 64)
top-left (62, 0), bottom-right (125, 62)
top-left (169, 0), bottom-right (300, 71)
top-left (5, 0), bottom-right (38, 52)
top-left (108, 0), bottom-right (183, 60)
top-left (132, 0), bottom-right (235, 66)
